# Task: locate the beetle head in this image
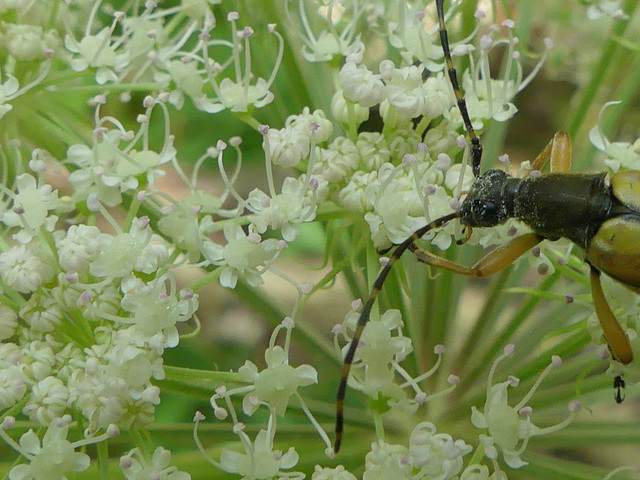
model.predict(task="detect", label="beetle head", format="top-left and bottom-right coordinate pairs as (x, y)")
top-left (460, 169), bottom-right (510, 227)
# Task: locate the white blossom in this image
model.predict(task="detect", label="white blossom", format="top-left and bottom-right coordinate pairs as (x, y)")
top-left (219, 428), bottom-right (301, 479)
top-left (206, 223), bottom-right (280, 289)
top-left (120, 446), bottom-right (191, 480)
top-left (264, 124), bottom-right (311, 168)
top-left (118, 274), bottom-right (198, 346)
top-left (586, 1), bottom-right (628, 20)
top-left (20, 295), bottom-right (62, 333)
top-left (0, 174), bottom-right (59, 244)
top-left (64, 27), bottom-right (130, 84)
top-left (331, 90), bottom-right (370, 125)
top-left (312, 465), bottom-right (357, 480)
top-left (0, 305), bottom-right (18, 341)
top-left (408, 422), bottom-right (472, 479)
top-left (339, 309), bottom-right (411, 402)
top-left (248, 177), bottom-right (317, 242)
top-left (55, 225), bottom-right (107, 273)
top-left (0, 365), bottom-right (26, 410)
top-left (356, 132), bottom-right (391, 171)
top-left (0, 245), bottom-right (54, 294)
top-left (89, 218), bottom-right (155, 278)
top-left (4, 23), bottom-right (54, 61)
top-left (362, 441), bottom-right (412, 479)
top-left (313, 137), bottom-right (360, 184)
top-left (23, 376), bottom-right (69, 425)
top-left (471, 349), bottom-right (576, 468)
top-left (339, 60), bottom-right (385, 108)
top-left (338, 171), bottom-right (377, 212)
top-left (6, 423), bottom-right (91, 480)
top-left (379, 61), bottom-right (428, 125)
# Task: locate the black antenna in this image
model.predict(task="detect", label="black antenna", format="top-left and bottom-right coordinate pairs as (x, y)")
top-left (436, 0), bottom-right (483, 177)
top-left (334, 212), bottom-right (460, 452)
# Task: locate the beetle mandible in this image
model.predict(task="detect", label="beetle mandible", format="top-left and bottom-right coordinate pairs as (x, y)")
top-left (334, 0), bottom-right (638, 453)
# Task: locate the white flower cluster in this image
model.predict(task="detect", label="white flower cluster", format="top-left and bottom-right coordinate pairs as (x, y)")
top-left (0, 166), bottom-right (199, 474)
top-left (0, 90), bottom-right (206, 476)
top-left (263, 15), bottom-right (550, 252)
top-left (0, 2), bottom-right (283, 130)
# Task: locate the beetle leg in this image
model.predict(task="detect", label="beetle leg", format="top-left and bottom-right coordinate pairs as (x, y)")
top-left (408, 233), bottom-right (543, 277)
top-left (589, 266), bottom-right (634, 365)
top-left (614, 375), bottom-right (625, 403)
top-left (531, 131), bottom-right (572, 173)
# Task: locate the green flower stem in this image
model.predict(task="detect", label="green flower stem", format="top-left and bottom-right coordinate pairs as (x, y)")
top-left (0, 294), bottom-right (20, 312)
top-left (333, 221), bottom-right (367, 302)
top-left (190, 267), bottom-right (223, 292)
top-left (0, 282), bottom-right (24, 310)
top-left (234, 112), bottom-right (262, 131)
top-left (97, 439), bottom-right (110, 480)
top-left (162, 10), bottom-right (187, 37)
top-left (372, 410), bottom-right (385, 444)
top-left (0, 398), bottom-right (29, 425)
top-left (365, 244), bottom-right (381, 321)
top-left (513, 304), bottom-right (589, 363)
top-left (466, 441), bottom-right (486, 469)
top-left (601, 54), bottom-right (640, 133)
top-left (39, 69), bottom-right (92, 88)
top-left (123, 195), bottom-right (142, 232)
top-left (156, 249), bottom-right (181, 278)
top-left (532, 370), bottom-right (611, 408)
top-left (129, 429), bottom-right (153, 458)
top-left (307, 256), bottom-right (353, 296)
top-left (332, 237), bottom-right (364, 306)
top-left (12, 100), bottom-right (85, 153)
top-left (346, 101), bottom-right (358, 142)
top-left (164, 366), bottom-right (242, 389)
top-left (385, 257), bottom-right (409, 330)
top-left (503, 287), bottom-right (580, 302)
top-left (70, 82), bottom-right (160, 93)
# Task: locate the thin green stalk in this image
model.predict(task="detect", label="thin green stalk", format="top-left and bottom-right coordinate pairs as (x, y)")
top-left (97, 440), bottom-right (110, 480)
top-left (164, 366), bottom-right (242, 385)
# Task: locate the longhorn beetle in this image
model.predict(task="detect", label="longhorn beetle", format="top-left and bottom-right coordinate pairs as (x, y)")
top-left (334, 0), bottom-right (639, 453)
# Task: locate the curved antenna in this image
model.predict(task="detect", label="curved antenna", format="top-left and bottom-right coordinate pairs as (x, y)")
top-left (436, 0), bottom-right (483, 177)
top-left (334, 211), bottom-right (460, 453)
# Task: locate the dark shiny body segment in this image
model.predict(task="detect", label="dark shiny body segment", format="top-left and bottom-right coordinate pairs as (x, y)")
top-left (512, 172), bottom-right (614, 249)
